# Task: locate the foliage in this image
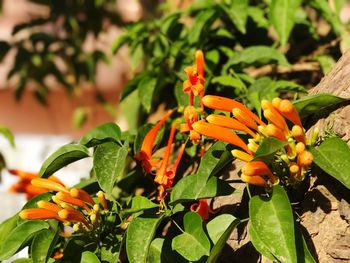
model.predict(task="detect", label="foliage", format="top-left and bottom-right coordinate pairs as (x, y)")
top-left (1, 0), bottom-right (350, 262)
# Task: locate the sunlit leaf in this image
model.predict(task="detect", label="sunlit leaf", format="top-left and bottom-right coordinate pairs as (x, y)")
top-left (80, 122), bottom-right (122, 147)
top-left (81, 251), bottom-right (101, 263)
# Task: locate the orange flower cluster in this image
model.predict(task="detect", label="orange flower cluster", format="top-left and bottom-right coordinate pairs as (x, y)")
top-left (19, 178), bottom-right (109, 232)
top-left (8, 169), bottom-right (64, 199)
top-left (192, 95), bottom-right (313, 187)
top-left (135, 114), bottom-right (186, 202)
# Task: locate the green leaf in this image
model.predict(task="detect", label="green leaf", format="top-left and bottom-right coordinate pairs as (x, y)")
top-left (224, 46), bottom-right (290, 72)
top-left (122, 196), bottom-right (159, 214)
top-left (293, 93), bottom-right (349, 119)
top-left (138, 76), bottom-right (157, 113)
top-left (295, 223), bottom-right (317, 263)
top-left (310, 0), bottom-right (342, 35)
top-left (206, 214), bottom-right (240, 263)
top-left (170, 175), bottom-right (235, 205)
top-left (148, 238), bottom-right (164, 263)
top-left (81, 251), bottom-right (101, 263)
top-left (248, 223), bottom-right (276, 261)
top-left (39, 144), bottom-right (90, 178)
top-left (0, 126), bottom-right (15, 147)
top-left (255, 137), bottom-right (288, 159)
top-left (221, 0), bottom-right (248, 34)
top-left (31, 228), bottom-right (58, 263)
top-left (0, 213), bottom-right (19, 248)
top-left (12, 259), bottom-right (33, 263)
top-left (248, 7), bottom-right (269, 28)
top-left (120, 89), bottom-right (141, 131)
top-left (189, 9), bottom-right (217, 44)
top-left (316, 55), bottom-right (336, 75)
top-left (80, 122), bottom-right (121, 147)
top-left (249, 185), bottom-right (297, 262)
top-left (93, 141), bottom-right (128, 194)
top-left (133, 123), bottom-right (165, 155)
top-left (72, 107), bottom-right (88, 129)
top-left (175, 81), bottom-right (189, 107)
top-left (273, 80), bottom-right (307, 93)
top-left (126, 215), bottom-right (164, 263)
top-left (310, 137), bottom-right (350, 190)
top-left (172, 212), bottom-right (210, 261)
top-left (112, 33), bottom-right (130, 54)
top-left (269, 0), bottom-right (301, 45)
top-left (160, 12), bottom-right (182, 38)
top-left (211, 75), bottom-right (245, 93)
top-left (0, 220), bottom-right (49, 260)
top-left (120, 74), bottom-right (146, 101)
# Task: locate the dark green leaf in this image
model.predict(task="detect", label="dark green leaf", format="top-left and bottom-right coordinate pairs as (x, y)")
top-left (122, 196), bottom-right (159, 214)
top-left (126, 215), bottom-right (164, 263)
top-left (206, 214), bottom-right (240, 263)
top-left (0, 126), bottom-right (15, 147)
top-left (39, 144), bottom-right (90, 178)
top-left (293, 93), bottom-right (349, 119)
top-left (0, 213), bottom-right (19, 248)
top-left (221, 0), bottom-right (248, 34)
top-left (0, 41), bottom-right (10, 62)
top-left (172, 212), bottom-right (210, 261)
top-left (255, 137), bottom-right (288, 159)
top-left (295, 223), bottom-right (317, 263)
top-left (175, 81), bottom-right (189, 107)
top-left (93, 141), bottom-right (128, 194)
top-left (120, 74), bottom-right (146, 101)
top-left (160, 12), bottom-right (182, 38)
top-left (31, 228), bottom-right (58, 263)
top-left (0, 220), bottom-right (49, 260)
top-left (249, 185), bottom-right (297, 262)
top-left (138, 76), bottom-right (157, 113)
top-left (81, 251), bottom-right (101, 263)
top-left (269, 0), bottom-right (301, 45)
top-left (310, 137), bottom-right (350, 190)
top-left (80, 122), bottom-right (122, 147)
top-left (189, 9), bottom-right (217, 44)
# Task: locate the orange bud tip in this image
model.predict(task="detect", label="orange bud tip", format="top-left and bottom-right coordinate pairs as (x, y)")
top-left (232, 108), bottom-right (258, 131)
top-left (279, 99), bottom-right (302, 127)
top-left (196, 50), bottom-right (205, 77)
top-left (298, 150), bottom-right (313, 167)
top-left (265, 124), bottom-right (287, 141)
top-left (231, 150), bottom-right (253, 162)
top-left (289, 163), bottom-right (300, 174)
top-left (31, 178), bottom-right (68, 193)
top-left (295, 142), bottom-right (305, 154)
top-left (241, 174), bottom-right (268, 187)
top-left (272, 98), bottom-right (282, 109)
top-left (19, 208), bottom-right (58, 220)
top-left (291, 125), bottom-right (305, 143)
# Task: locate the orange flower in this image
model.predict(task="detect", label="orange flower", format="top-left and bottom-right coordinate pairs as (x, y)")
top-left (196, 50), bottom-right (205, 77)
top-left (31, 178), bottom-right (69, 193)
top-left (8, 169), bottom-right (37, 180)
top-left (37, 200), bottom-right (62, 213)
top-left (58, 209), bottom-right (89, 226)
top-left (242, 161), bottom-right (279, 184)
top-left (261, 100), bottom-right (289, 133)
top-left (19, 208), bottom-right (59, 220)
top-left (202, 95), bottom-right (265, 126)
top-left (265, 124), bottom-right (287, 141)
top-left (135, 110), bottom-right (173, 173)
top-left (190, 199), bottom-right (210, 221)
top-left (278, 99), bottom-right (302, 127)
top-left (97, 191), bottom-right (108, 210)
top-left (291, 125), bottom-right (306, 143)
top-left (231, 149), bottom-right (254, 162)
top-left (55, 192), bottom-right (91, 212)
top-left (70, 188), bottom-right (95, 205)
top-left (192, 120), bottom-right (252, 154)
top-left (297, 150), bottom-right (313, 167)
top-left (232, 108), bottom-right (258, 131)
top-left (241, 174), bottom-right (268, 187)
top-left (184, 106), bottom-right (198, 130)
top-left (206, 114), bottom-right (256, 137)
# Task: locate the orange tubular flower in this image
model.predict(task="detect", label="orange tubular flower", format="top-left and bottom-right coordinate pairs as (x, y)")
top-left (37, 200), bottom-right (62, 213)
top-left (19, 208), bottom-right (59, 220)
top-left (291, 125), bottom-right (306, 143)
top-left (70, 188), bottom-right (94, 205)
top-left (295, 142), bottom-right (305, 154)
top-left (56, 192), bottom-right (91, 212)
top-left (242, 161), bottom-right (279, 184)
top-left (58, 209), bottom-right (89, 226)
top-left (192, 121), bottom-right (252, 154)
top-left (97, 191), bottom-right (108, 210)
top-left (232, 108), bottom-right (258, 131)
top-left (278, 99), bottom-right (302, 127)
top-left (207, 114), bottom-right (256, 138)
top-left (297, 150), bottom-right (313, 167)
top-left (191, 199), bottom-right (210, 221)
top-left (231, 149), bottom-right (254, 162)
top-left (196, 50), bottom-right (205, 77)
top-left (31, 178), bottom-right (69, 193)
top-left (261, 100), bottom-right (289, 133)
top-left (155, 124), bottom-right (177, 185)
top-left (8, 169), bottom-right (37, 180)
top-left (265, 124), bottom-right (287, 141)
top-left (135, 110), bottom-right (173, 173)
top-left (241, 174), bottom-right (268, 187)
top-left (202, 95), bottom-right (265, 126)
top-left (184, 106), bottom-right (198, 129)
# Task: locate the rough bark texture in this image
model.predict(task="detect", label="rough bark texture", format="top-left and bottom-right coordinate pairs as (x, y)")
top-left (216, 51), bottom-right (350, 262)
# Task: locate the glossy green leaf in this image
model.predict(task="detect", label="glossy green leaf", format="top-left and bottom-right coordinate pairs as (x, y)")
top-left (189, 9), bottom-right (217, 44)
top-left (138, 76), bottom-right (157, 113)
top-left (122, 196), bottom-right (159, 214)
top-left (310, 137), bottom-right (350, 190)
top-left (293, 93), bottom-right (349, 119)
top-left (255, 137), bottom-right (288, 159)
top-left (206, 214), bottom-right (240, 263)
top-left (148, 238), bottom-right (164, 263)
top-left (0, 126), bottom-right (15, 147)
top-left (224, 46), bottom-right (290, 72)
top-left (93, 141), bottom-right (128, 194)
top-left (39, 144), bottom-right (90, 178)
top-left (249, 185), bottom-right (297, 262)
top-left (80, 122), bottom-right (121, 147)
top-left (172, 212), bottom-right (210, 261)
top-left (0, 213), bottom-right (19, 248)
top-left (211, 75), bottom-right (245, 92)
top-left (160, 12), bottom-right (182, 38)
top-left (126, 215), bottom-right (164, 263)
top-left (81, 251), bottom-right (101, 263)
top-left (12, 259), bottom-right (33, 263)
top-left (31, 228), bottom-right (58, 263)
top-left (0, 220), bottom-right (49, 260)
top-left (170, 175), bottom-right (235, 205)
top-left (295, 223), bottom-right (317, 263)
top-left (248, 223), bottom-right (276, 261)
top-left (269, 0), bottom-right (301, 45)
top-left (221, 0), bottom-right (248, 34)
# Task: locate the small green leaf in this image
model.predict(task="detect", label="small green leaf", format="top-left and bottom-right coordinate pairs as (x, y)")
top-left (112, 33), bottom-right (130, 54)
top-left (310, 0), bottom-right (342, 35)
top-left (126, 215), bottom-right (164, 263)
top-left (310, 137), bottom-right (350, 190)
top-left (39, 144), bottom-right (90, 178)
top-left (73, 107), bottom-right (88, 129)
top-left (122, 196), bottom-right (159, 214)
top-left (221, 0), bottom-right (248, 34)
top-left (206, 214), bottom-right (240, 263)
top-left (211, 75), bottom-right (245, 93)
top-left (0, 126), bottom-right (15, 147)
top-left (0, 220), bottom-right (49, 260)
top-left (316, 55), bottom-right (336, 74)
top-left (120, 89), bottom-right (141, 131)
top-left (93, 141), bottom-right (128, 194)
top-left (249, 185), bottom-right (297, 262)
top-left (293, 93), bottom-right (349, 119)
top-left (138, 76), bottom-right (158, 113)
top-left (189, 9), bottom-right (217, 44)
top-left (273, 80), bottom-right (307, 93)
top-left (269, 0), bottom-right (301, 45)
top-left (248, 7), bottom-right (269, 28)
top-left (31, 228), bottom-right (58, 263)
top-left (120, 74), bottom-right (146, 101)
top-left (172, 212), bottom-right (210, 261)
top-left (81, 251), bottom-right (101, 263)
top-left (255, 137), bottom-right (288, 159)
top-left (0, 213), bottom-right (19, 248)
top-left (80, 122), bottom-right (121, 147)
